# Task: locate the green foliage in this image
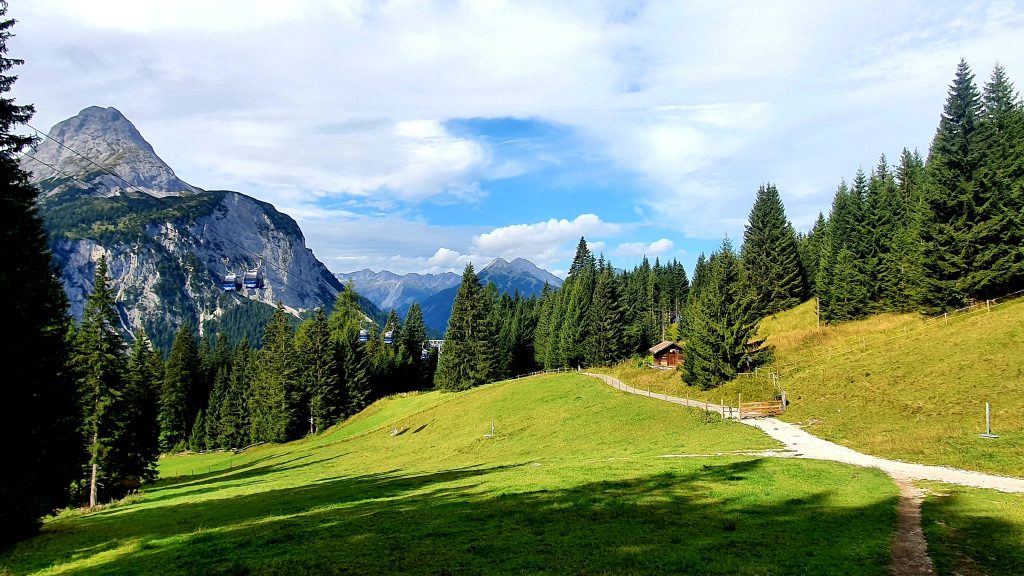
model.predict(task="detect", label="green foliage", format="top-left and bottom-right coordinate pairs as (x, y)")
top-left (797, 213), bottom-right (826, 295)
top-left (295, 308), bottom-right (340, 434)
top-left (0, 3), bottom-right (81, 538)
top-left (434, 264), bottom-right (495, 391)
top-left (249, 303), bottom-right (298, 443)
top-left (684, 240), bottom-right (770, 389)
top-left (741, 183), bottom-right (807, 315)
top-left (120, 330), bottom-right (163, 483)
top-left (584, 266), bottom-right (626, 366)
top-left (159, 325), bottom-right (199, 451)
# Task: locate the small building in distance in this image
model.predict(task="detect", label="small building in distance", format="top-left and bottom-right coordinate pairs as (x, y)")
top-left (649, 340), bottom-right (683, 367)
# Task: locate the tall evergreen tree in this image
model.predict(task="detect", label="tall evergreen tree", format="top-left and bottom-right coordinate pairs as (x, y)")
top-left (818, 181), bottom-right (871, 322)
top-left (0, 0), bottom-right (81, 541)
top-left (683, 240), bottom-right (768, 390)
top-left (159, 325), bottom-right (199, 451)
top-left (219, 338), bottom-right (252, 448)
top-left (434, 264), bottom-right (494, 391)
top-left (401, 303), bottom-right (427, 363)
top-left (75, 256), bottom-right (128, 508)
top-left (741, 183), bottom-right (806, 315)
top-left (249, 303), bottom-right (298, 443)
top-left (966, 64), bottom-right (1024, 297)
top-left (118, 329), bottom-right (162, 484)
top-left (920, 59), bottom-right (982, 312)
top-left (295, 307), bottom-right (339, 434)
top-left (584, 267), bottom-right (626, 366)
top-left (798, 213), bottom-right (827, 295)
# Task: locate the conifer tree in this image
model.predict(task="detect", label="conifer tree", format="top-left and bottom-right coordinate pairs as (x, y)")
top-left (401, 303), bottom-right (427, 363)
top-left (295, 307), bottom-right (339, 434)
top-left (741, 183), bottom-right (806, 315)
top-left (203, 333), bottom-right (231, 448)
top-left (966, 64), bottom-right (1024, 297)
top-left (798, 213), bottom-right (827, 295)
top-left (920, 59), bottom-right (982, 312)
top-left (118, 329), bottom-right (162, 484)
top-left (818, 181), bottom-right (871, 322)
top-left (75, 256), bottom-right (128, 508)
top-left (0, 1), bottom-right (81, 541)
top-left (558, 238), bottom-right (596, 367)
top-left (218, 338), bottom-right (252, 448)
top-left (434, 264), bottom-right (494, 391)
top-left (249, 303), bottom-right (297, 443)
top-left (584, 267), bottom-right (626, 366)
top-left (189, 410), bottom-right (207, 452)
top-left (159, 325), bottom-right (199, 451)
top-left (683, 240), bottom-right (768, 390)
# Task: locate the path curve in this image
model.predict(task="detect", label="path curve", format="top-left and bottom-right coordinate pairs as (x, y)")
top-left (582, 372), bottom-right (1024, 493)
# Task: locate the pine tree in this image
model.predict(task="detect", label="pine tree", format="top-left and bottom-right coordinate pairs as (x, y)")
top-left (75, 255), bottom-right (128, 508)
top-left (0, 1), bottom-right (81, 541)
top-left (867, 155), bottom-right (900, 308)
top-left (818, 181), bottom-right (871, 322)
top-left (434, 264), bottom-right (494, 391)
top-left (401, 303), bottom-right (427, 363)
top-left (558, 238), bottom-right (596, 367)
top-left (119, 329), bottom-right (162, 484)
top-left (966, 64), bottom-right (1024, 297)
top-left (683, 240), bottom-right (768, 390)
top-left (295, 307), bottom-right (339, 434)
top-left (798, 213), bottom-right (827, 295)
top-left (203, 333), bottom-right (231, 448)
top-left (920, 59), bottom-right (982, 312)
top-left (249, 303), bottom-right (298, 443)
top-left (219, 338), bottom-right (252, 448)
top-left (584, 267), bottom-right (626, 366)
top-left (741, 183), bottom-right (806, 315)
top-left (189, 410), bottom-right (207, 452)
top-left (159, 325), bottom-right (199, 451)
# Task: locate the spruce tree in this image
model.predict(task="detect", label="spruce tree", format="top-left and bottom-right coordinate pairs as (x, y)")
top-left (75, 256), bottom-right (128, 508)
top-left (683, 240), bottom-right (768, 390)
top-left (249, 303), bottom-right (298, 443)
top-left (219, 338), bottom-right (252, 448)
top-left (401, 303), bottom-right (427, 362)
top-left (159, 325), bottom-right (199, 451)
top-left (818, 181), bottom-right (871, 322)
top-left (584, 267), bottom-right (626, 366)
top-left (119, 329), bottom-right (162, 484)
top-left (798, 213), bottom-right (827, 295)
top-left (741, 183), bottom-right (806, 315)
top-left (295, 307), bottom-right (339, 434)
top-left (966, 64), bottom-right (1024, 297)
top-left (0, 1), bottom-right (81, 541)
top-left (434, 264), bottom-right (493, 391)
top-left (920, 59), bottom-right (982, 312)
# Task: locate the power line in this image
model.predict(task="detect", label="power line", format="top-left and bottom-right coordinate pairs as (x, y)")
top-left (19, 128), bottom-right (341, 307)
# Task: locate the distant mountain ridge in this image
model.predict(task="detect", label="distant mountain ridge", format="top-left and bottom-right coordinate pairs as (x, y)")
top-left (335, 269), bottom-right (460, 318)
top-left (420, 258), bottom-right (563, 334)
top-left (337, 258), bottom-right (562, 335)
top-left (23, 106), bottom-right (367, 351)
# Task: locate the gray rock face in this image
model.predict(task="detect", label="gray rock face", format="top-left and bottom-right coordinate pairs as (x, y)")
top-left (21, 106), bottom-right (199, 198)
top-left (335, 269), bottom-right (460, 315)
top-left (26, 107), bottom-right (344, 351)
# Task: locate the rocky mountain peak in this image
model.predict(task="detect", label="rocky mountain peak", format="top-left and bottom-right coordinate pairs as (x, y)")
top-left (21, 106), bottom-right (199, 198)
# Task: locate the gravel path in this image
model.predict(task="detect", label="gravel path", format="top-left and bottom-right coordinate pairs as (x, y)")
top-left (583, 372), bottom-right (1024, 492)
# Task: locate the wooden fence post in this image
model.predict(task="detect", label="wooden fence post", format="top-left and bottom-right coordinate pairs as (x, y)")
top-left (738, 393), bottom-right (742, 419)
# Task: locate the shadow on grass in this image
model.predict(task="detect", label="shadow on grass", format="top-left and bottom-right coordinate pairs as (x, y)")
top-left (922, 490), bottom-right (1024, 576)
top-left (5, 460), bottom-right (899, 575)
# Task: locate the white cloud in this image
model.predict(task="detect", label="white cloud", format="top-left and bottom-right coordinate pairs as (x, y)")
top-left (473, 213), bottom-right (621, 259)
top-left (612, 238), bottom-right (674, 258)
top-left (10, 1), bottom-right (1024, 271)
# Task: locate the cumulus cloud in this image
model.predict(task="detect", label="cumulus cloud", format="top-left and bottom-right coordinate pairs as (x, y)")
top-left (612, 238), bottom-right (674, 258)
top-left (474, 214), bottom-right (621, 258)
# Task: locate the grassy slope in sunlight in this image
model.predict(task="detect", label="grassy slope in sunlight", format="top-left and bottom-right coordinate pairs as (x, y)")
top-left (599, 297), bottom-right (1024, 476)
top-left (0, 374), bottom-right (898, 576)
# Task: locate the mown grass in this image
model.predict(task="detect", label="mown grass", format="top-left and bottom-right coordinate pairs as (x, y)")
top-left (1, 374), bottom-right (899, 575)
top-left (599, 297), bottom-right (1024, 476)
top-left (919, 482), bottom-right (1024, 576)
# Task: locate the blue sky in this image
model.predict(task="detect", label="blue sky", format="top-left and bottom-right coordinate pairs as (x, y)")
top-left (10, 0), bottom-right (1024, 277)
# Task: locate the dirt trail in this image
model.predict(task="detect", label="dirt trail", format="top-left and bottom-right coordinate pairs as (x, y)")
top-left (891, 480), bottom-right (934, 576)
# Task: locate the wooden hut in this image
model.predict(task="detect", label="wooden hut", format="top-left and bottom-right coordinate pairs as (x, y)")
top-left (649, 340), bottom-right (683, 367)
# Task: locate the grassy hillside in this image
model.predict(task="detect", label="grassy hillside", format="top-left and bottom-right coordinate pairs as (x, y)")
top-left (600, 297), bottom-right (1024, 476)
top-left (0, 374), bottom-right (899, 575)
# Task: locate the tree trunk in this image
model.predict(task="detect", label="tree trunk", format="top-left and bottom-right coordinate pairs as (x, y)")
top-left (89, 430), bottom-right (99, 509)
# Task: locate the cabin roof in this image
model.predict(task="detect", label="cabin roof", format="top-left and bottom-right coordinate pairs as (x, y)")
top-left (649, 340), bottom-right (681, 355)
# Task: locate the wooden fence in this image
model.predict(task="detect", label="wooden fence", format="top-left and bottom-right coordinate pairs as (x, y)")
top-left (738, 400), bottom-right (785, 418)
